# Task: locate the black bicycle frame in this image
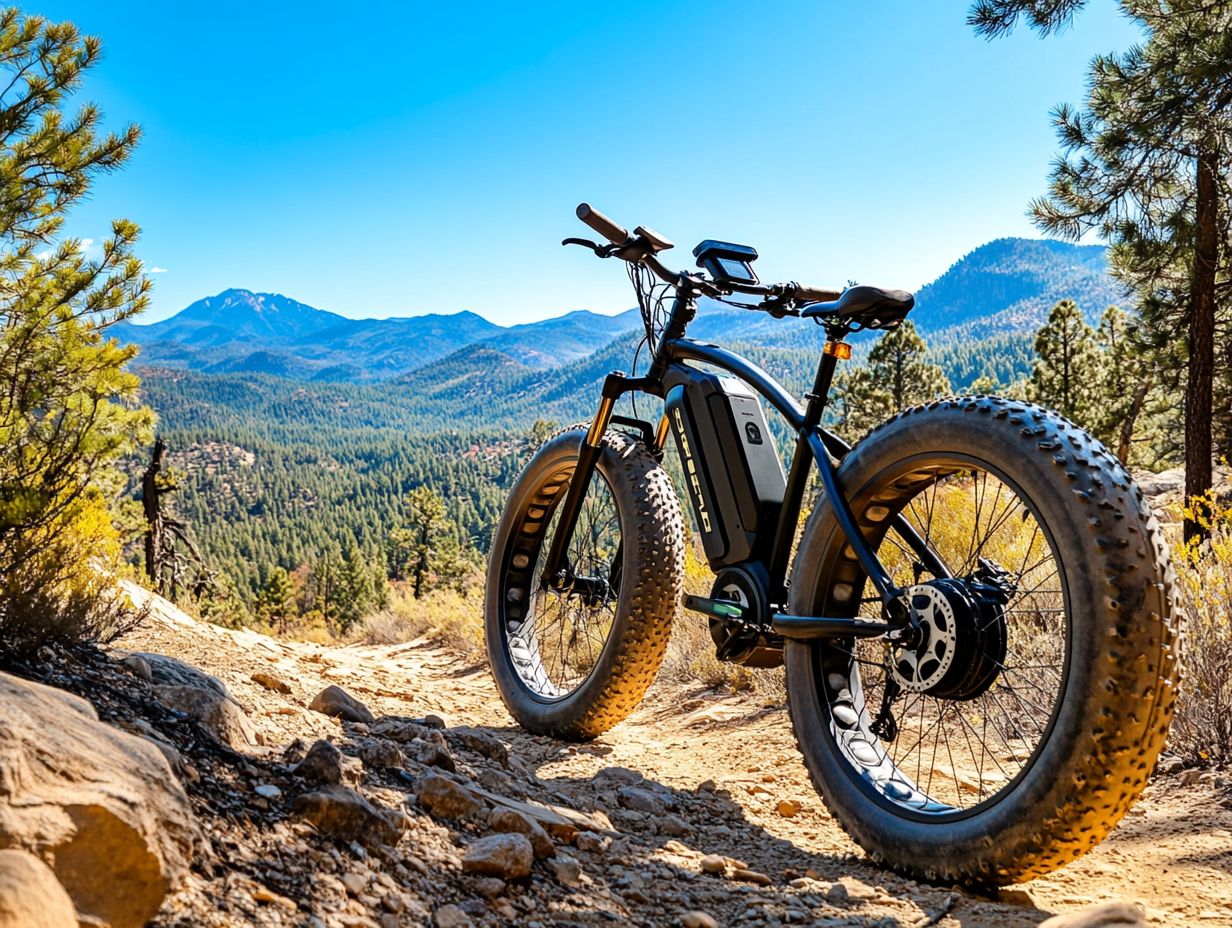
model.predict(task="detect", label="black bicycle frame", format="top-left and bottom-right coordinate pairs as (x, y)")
top-left (540, 282), bottom-right (949, 639)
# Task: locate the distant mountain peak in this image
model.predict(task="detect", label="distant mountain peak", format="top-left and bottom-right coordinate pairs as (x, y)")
top-left (121, 236), bottom-right (1118, 382)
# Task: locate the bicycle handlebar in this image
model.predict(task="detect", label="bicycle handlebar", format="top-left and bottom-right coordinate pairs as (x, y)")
top-left (576, 203), bottom-right (630, 246)
top-left (572, 203), bottom-right (843, 311)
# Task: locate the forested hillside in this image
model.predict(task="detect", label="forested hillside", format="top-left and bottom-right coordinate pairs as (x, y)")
top-left (911, 238), bottom-right (1119, 336)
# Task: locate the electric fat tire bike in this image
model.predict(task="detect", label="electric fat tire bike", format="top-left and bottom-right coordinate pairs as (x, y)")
top-left (484, 204), bottom-right (1181, 884)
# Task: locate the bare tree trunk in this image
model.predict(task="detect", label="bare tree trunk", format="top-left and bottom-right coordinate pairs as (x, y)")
top-left (1117, 376), bottom-right (1152, 464)
top-left (1185, 149), bottom-right (1219, 543)
top-left (141, 437), bottom-right (167, 589)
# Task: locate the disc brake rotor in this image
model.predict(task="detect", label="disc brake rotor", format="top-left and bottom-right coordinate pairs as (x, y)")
top-left (891, 576), bottom-right (1009, 701)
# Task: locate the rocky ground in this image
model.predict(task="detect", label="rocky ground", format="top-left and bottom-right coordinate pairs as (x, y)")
top-left (2, 578), bottom-right (1230, 928)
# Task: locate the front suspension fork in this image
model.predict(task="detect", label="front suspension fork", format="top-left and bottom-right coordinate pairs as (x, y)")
top-left (540, 373), bottom-right (623, 591)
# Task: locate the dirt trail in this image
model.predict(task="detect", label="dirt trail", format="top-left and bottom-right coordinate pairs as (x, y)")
top-left (115, 584), bottom-right (1231, 927)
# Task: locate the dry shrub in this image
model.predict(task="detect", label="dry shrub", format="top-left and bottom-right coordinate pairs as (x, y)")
top-left (358, 583), bottom-right (484, 657)
top-left (1170, 495), bottom-right (1232, 766)
top-left (0, 509), bottom-right (145, 660)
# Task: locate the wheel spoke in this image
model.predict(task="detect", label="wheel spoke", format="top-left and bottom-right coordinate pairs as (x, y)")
top-left (819, 463), bottom-right (1069, 817)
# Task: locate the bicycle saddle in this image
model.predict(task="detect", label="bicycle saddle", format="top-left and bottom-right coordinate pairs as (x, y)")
top-left (800, 285), bottom-right (915, 330)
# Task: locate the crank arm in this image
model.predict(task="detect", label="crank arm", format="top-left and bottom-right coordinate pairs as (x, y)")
top-left (684, 595), bottom-right (746, 620)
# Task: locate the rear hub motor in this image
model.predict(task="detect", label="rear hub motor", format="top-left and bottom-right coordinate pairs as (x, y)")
top-left (891, 577), bottom-right (1008, 701)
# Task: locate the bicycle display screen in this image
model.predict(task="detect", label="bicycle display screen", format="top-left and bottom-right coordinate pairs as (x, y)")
top-left (716, 256), bottom-right (756, 282)
top-left (693, 239), bottom-right (760, 285)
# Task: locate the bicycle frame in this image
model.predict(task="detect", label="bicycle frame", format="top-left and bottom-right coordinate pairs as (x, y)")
top-left (541, 279), bottom-right (949, 642)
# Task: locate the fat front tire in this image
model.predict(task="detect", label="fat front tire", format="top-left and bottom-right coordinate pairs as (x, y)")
top-left (785, 397), bottom-right (1181, 884)
top-left (485, 427), bottom-right (684, 740)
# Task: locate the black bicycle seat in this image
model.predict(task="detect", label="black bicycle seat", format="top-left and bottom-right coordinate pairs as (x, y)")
top-left (800, 285), bottom-right (914, 330)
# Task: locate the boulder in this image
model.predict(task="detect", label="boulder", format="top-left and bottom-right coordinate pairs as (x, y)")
top-left (371, 715), bottom-right (437, 743)
top-left (353, 737), bottom-right (404, 770)
top-left (488, 808), bottom-right (554, 859)
top-left (434, 904), bottom-right (473, 928)
top-left (154, 684), bottom-right (260, 750)
top-left (0, 671), bottom-right (198, 928)
top-left (0, 849), bottom-right (77, 928)
top-left (681, 913), bottom-right (718, 928)
top-left (461, 833), bottom-right (533, 879)
top-left (449, 726), bottom-right (508, 766)
top-left (411, 737), bottom-right (456, 772)
top-left (117, 653), bottom-right (153, 683)
top-left (309, 685), bottom-right (374, 724)
top-left (118, 651), bottom-right (230, 695)
top-left (617, 786), bottom-right (667, 815)
top-left (292, 786), bottom-right (406, 847)
top-left (294, 740), bottom-right (344, 786)
top-left (548, 854), bottom-right (581, 886)
top-left (417, 774), bottom-right (483, 820)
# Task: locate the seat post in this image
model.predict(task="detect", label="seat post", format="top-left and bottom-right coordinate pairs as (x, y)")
top-left (767, 330), bottom-right (851, 606)
top-left (803, 334), bottom-right (849, 428)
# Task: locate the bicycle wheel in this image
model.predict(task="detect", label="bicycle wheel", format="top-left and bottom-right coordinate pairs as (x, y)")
top-left (485, 427), bottom-right (684, 739)
top-left (785, 397), bottom-right (1179, 884)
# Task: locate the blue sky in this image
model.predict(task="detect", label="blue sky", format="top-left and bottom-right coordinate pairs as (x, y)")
top-left (36, 1), bottom-right (1139, 324)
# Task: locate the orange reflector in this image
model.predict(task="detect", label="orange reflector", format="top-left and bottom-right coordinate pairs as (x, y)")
top-left (825, 341), bottom-right (852, 359)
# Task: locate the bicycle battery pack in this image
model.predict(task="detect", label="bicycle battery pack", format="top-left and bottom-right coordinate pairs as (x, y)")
top-left (663, 366), bottom-right (786, 569)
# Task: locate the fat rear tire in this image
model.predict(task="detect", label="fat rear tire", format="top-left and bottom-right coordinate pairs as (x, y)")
top-left (785, 397), bottom-right (1181, 884)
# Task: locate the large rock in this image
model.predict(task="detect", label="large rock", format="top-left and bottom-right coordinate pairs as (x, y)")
top-left (461, 833), bottom-right (533, 879)
top-left (449, 726), bottom-right (508, 766)
top-left (294, 740), bottom-right (344, 786)
top-left (488, 808), bottom-right (554, 859)
top-left (292, 786), bottom-right (406, 847)
top-left (417, 774), bottom-right (483, 820)
top-left (309, 685), bottom-right (375, 724)
top-left (116, 650), bottom-right (230, 695)
top-left (154, 683), bottom-right (260, 750)
top-left (0, 672), bottom-right (198, 928)
top-left (0, 849), bottom-right (77, 928)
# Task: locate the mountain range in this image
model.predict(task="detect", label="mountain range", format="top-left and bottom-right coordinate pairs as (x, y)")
top-left (119, 236), bottom-right (1122, 384)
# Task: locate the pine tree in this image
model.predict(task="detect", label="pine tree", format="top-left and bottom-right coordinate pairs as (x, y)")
top-left (972, 0), bottom-right (1232, 540)
top-left (335, 546), bottom-right (373, 633)
top-left (391, 486), bottom-right (449, 600)
top-left (1096, 305), bottom-right (1153, 463)
top-left (0, 13), bottom-right (152, 653)
top-left (835, 321), bottom-right (950, 440)
top-left (1027, 300), bottom-right (1105, 428)
top-left (257, 567), bottom-right (295, 634)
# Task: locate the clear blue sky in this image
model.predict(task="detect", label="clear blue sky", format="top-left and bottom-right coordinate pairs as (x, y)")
top-left (36, 0), bottom-right (1139, 324)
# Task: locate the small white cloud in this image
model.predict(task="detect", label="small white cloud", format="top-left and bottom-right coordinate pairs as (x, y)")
top-left (149, 266), bottom-right (169, 274)
top-left (76, 238), bottom-right (95, 254)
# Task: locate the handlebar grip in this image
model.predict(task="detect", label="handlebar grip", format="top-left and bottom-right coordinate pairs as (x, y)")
top-left (793, 283), bottom-right (843, 303)
top-left (576, 203), bottom-right (630, 246)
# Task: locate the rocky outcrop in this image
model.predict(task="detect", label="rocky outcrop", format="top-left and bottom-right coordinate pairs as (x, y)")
top-left (0, 849), bottom-right (77, 928)
top-left (0, 672), bottom-right (198, 928)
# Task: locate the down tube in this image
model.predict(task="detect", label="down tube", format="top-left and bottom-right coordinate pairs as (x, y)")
top-left (667, 339), bottom-right (806, 428)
